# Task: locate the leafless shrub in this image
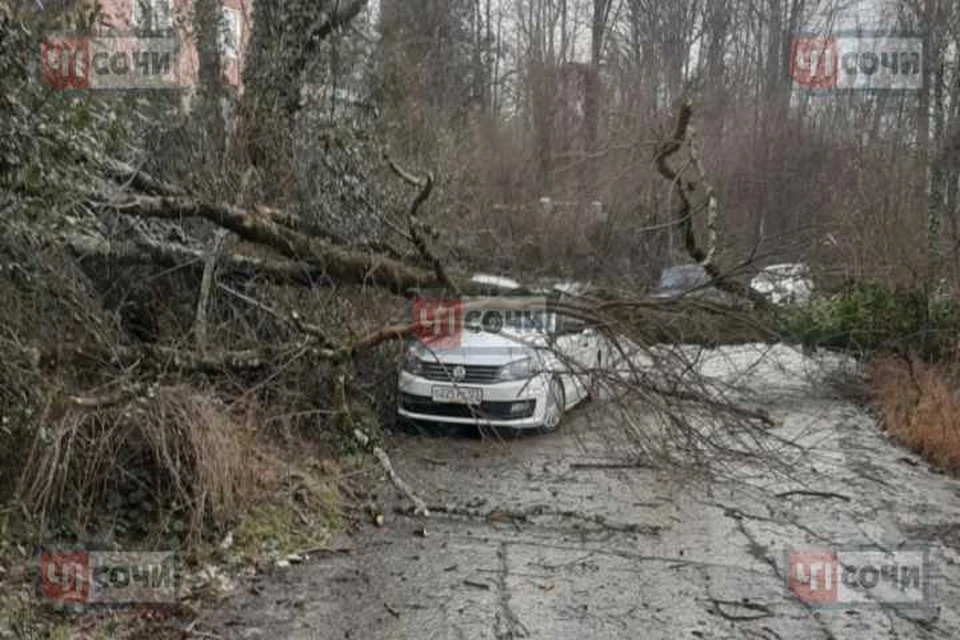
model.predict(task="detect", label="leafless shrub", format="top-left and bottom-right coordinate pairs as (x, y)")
top-left (17, 385), bottom-right (275, 541)
top-left (869, 355), bottom-right (960, 474)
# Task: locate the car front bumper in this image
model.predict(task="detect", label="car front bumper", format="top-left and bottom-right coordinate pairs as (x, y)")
top-left (397, 371), bottom-right (550, 428)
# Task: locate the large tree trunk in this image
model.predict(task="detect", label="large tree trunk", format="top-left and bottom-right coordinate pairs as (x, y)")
top-left (703, 0), bottom-right (730, 153)
top-left (581, 0), bottom-right (612, 201)
top-left (240, 0), bottom-right (367, 178)
top-left (194, 0), bottom-right (226, 162)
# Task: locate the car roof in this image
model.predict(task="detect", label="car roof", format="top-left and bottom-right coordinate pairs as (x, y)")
top-left (470, 273), bottom-right (521, 290)
top-left (761, 263), bottom-right (809, 273)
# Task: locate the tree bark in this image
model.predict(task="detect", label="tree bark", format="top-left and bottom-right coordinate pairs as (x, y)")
top-left (194, 0), bottom-right (226, 161)
top-left (107, 194), bottom-right (436, 294)
top-left (194, 230), bottom-right (228, 353)
top-left (654, 102), bottom-right (769, 308)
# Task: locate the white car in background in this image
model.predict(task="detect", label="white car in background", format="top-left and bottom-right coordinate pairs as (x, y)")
top-left (750, 263), bottom-right (814, 305)
top-left (397, 277), bottom-right (603, 431)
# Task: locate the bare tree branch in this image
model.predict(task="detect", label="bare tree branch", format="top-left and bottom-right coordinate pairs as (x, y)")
top-left (65, 234), bottom-right (329, 285)
top-left (194, 230), bottom-right (229, 354)
top-left (654, 102), bottom-right (768, 309)
top-left (386, 155), bottom-right (455, 292)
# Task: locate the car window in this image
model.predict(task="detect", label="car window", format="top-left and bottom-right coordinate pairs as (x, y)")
top-left (556, 313), bottom-right (586, 334)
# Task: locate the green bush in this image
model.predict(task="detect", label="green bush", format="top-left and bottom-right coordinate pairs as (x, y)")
top-left (1, 4), bottom-right (133, 231)
top-left (778, 282), bottom-right (960, 359)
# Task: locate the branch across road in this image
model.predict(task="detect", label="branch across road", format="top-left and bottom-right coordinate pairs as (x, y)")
top-left (199, 345), bottom-right (960, 639)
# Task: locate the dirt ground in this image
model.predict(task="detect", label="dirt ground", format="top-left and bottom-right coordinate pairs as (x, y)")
top-left (200, 345), bottom-right (960, 639)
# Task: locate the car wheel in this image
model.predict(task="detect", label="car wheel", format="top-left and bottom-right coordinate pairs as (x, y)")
top-left (541, 376), bottom-right (565, 433)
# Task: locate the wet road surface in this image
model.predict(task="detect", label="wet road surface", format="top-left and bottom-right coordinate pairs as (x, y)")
top-left (203, 346), bottom-right (960, 639)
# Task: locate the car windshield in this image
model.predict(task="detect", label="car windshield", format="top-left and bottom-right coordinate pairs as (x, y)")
top-left (657, 265), bottom-right (708, 292)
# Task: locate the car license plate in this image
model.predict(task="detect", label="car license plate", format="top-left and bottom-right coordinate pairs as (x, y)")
top-left (431, 385), bottom-right (482, 405)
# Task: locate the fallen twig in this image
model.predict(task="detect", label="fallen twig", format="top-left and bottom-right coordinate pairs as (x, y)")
top-left (463, 579), bottom-right (491, 590)
top-left (774, 490), bottom-right (851, 502)
top-left (423, 503), bottom-right (662, 536)
top-left (707, 597), bottom-right (774, 621)
top-left (68, 383), bottom-right (146, 408)
top-left (354, 429), bottom-right (429, 516)
top-left (569, 460), bottom-right (654, 470)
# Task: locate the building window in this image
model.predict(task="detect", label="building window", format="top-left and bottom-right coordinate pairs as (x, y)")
top-left (132, 0), bottom-right (172, 32)
top-left (219, 8), bottom-right (241, 59)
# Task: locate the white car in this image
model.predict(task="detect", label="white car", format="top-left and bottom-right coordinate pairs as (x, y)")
top-left (397, 285), bottom-right (602, 431)
top-left (750, 263), bottom-right (814, 305)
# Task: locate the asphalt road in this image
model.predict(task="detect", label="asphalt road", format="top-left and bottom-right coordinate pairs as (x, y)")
top-left (203, 345), bottom-right (960, 639)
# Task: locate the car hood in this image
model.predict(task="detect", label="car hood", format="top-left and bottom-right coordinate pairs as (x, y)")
top-left (413, 329), bottom-right (548, 366)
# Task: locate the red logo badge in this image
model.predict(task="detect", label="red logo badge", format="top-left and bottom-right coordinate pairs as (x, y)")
top-left (411, 298), bottom-right (463, 349)
top-left (41, 551), bottom-right (91, 604)
top-left (788, 551), bottom-right (838, 604)
top-left (790, 36), bottom-right (838, 89)
top-left (41, 37), bottom-right (90, 90)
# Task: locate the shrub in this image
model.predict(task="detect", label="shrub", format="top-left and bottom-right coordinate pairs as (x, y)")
top-left (778, 282), bottom-right (960, 360)
top-left (16, 386), bottom-right (277, 542)
top-left (869, 356), bottom-right (960, 474)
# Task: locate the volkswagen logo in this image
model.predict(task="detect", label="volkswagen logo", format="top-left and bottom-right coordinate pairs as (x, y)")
top-left (451, 365), bottom-right (467, 381)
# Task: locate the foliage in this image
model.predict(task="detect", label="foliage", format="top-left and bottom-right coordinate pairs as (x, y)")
top-left (779, 282), bottom-right (960, 359)
top-left (0, 5), bottom-right (128, 229)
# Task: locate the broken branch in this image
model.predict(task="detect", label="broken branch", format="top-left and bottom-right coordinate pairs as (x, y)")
top-left (387, 155), bottom-right (455, 292)
top-left (654, 102), bottom-right (768, 308)
top-left (355, 428), bottom-right (429, 517)
top-left (96, 194), bottom-right (438, 294)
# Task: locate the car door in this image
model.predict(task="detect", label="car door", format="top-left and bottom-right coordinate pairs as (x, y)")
top-left (552, 318), bottom-right (596, 406)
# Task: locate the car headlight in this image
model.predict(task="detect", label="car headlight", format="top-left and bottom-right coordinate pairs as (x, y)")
top-left (497, 357), bottom-right (536, 381)
top-left (402, 349), bottom-right (424, 375)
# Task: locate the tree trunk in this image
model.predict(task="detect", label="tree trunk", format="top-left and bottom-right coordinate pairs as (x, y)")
top-left (581, 0), bottom-right (611, 201)
top-left (194, 0), bottom-right (226, 162)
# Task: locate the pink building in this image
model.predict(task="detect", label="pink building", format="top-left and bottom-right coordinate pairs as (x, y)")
top-left (95, 0), bottom-right (251, 89)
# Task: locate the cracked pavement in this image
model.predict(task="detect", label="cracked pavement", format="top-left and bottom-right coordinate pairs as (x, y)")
top-left (202, 345), bottom-right (960, 639)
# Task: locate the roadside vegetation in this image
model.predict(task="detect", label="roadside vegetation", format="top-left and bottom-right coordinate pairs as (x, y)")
top-left (869, 355), bottom-right (960, 474)
top-left (777, 282), bottom-right (960, 474)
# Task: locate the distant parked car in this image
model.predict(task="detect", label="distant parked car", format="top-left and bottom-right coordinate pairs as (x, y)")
top-left (652, 264), bottom-right (709, 299)
top-left (651, 263), bottom-right (736, 304)
top-left (469, 273), bottom-right (521, 291)
top-left (750, 263), bottom-right (814, 305)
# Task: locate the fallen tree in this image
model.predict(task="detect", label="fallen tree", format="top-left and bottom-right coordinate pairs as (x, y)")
top-left (18, 104), bottom-right (784, 526)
